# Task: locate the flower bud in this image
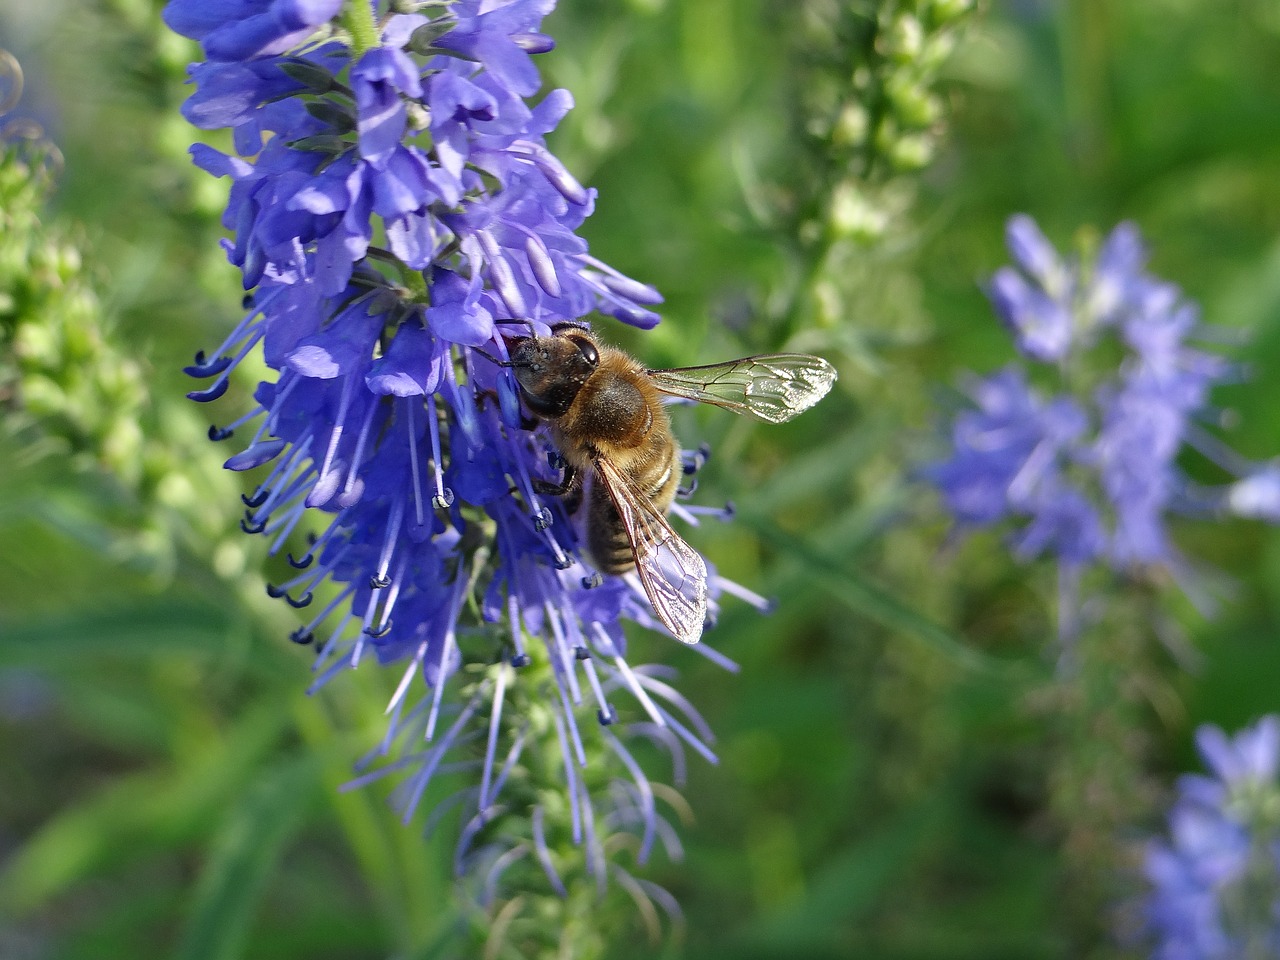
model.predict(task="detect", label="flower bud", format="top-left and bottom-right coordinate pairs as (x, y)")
top-left (829, 181), bottom-right (889, 243)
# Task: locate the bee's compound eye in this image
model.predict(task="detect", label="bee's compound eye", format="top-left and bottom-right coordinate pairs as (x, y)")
top-left (572, 337), bottom-right (599, 366)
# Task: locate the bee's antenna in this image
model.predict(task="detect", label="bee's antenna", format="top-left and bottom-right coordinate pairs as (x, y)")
top-left (473, 347), bottom-right (512, 367)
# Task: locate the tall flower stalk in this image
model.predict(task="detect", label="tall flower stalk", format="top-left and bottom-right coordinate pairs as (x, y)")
top-left (773, 0), bottom-right (974, 349)
top-left (927, 215), bottom-right (1280, 946)
top-left (165, 0), bottom-right (750, 929)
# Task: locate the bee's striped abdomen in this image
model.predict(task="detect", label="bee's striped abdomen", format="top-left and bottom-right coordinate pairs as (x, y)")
top-left (586, 439), bottom-right (681, 574)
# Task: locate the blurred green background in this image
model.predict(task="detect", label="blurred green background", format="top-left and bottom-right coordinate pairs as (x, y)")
top-left (4, 0), bottom-right (1280, 958)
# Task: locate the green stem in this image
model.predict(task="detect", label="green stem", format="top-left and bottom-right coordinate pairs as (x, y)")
top-left (343, 0), bottom-right (380, 56)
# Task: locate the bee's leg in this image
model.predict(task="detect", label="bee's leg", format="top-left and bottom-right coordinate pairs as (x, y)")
top-left (533, 459), bottom-right (578, 497)
top-left (562, 481), bottom-right (584, 517)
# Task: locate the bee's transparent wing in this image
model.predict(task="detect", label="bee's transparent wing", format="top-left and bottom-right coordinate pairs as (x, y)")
top-left (592, 455), bottom-right (707, 644)
top-left (646, 354), bottom-right (837, 424)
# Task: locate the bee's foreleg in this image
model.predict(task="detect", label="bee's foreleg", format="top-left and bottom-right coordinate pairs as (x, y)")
top-left (532, 459), bottom-right (579, 497)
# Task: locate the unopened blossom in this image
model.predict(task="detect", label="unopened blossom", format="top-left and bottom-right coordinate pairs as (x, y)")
top-left (168, 0), bottom-right (757, 895)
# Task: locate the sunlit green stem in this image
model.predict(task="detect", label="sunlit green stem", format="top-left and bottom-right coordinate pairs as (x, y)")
top-left (343, 0), bottom-right (380, 57)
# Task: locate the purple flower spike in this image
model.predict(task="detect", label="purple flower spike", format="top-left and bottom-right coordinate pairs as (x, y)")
top-left (929, 216), bottom-right (1280, 588)
top-left (1143, 716), bottom-right (1280, 959)
top-left (166, 0), bottom-right (750, 904)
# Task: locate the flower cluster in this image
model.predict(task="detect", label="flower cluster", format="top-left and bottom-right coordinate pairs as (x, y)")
top-left (1143, 716), bottom-right (1280, 959)
top-left (0, 48), bottom-right (146, 485)
top-left (797, 0), bottom-right (975, 248)
top-left (166, 0), bottom-right (749, 896)
top-left (928, 215), bottom-right (1280, 577)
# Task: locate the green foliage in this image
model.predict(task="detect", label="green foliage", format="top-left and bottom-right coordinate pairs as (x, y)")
top-left (5, 1), bottom-right (1280, 959)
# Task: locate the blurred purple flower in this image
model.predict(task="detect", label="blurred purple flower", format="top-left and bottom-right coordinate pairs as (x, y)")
top-left (163, 0), bottom-right (344, 62)
top-left (169, 0), bottom-right (741, 895)
top-left (929, 216), bottom-right (1279, 577)
top-left (987, 216), bottom-right (1074, 361)
top-left (1227, 465), bottom-right (1280, 521)
top-left (1143, 716), bottom-right (1280, 959)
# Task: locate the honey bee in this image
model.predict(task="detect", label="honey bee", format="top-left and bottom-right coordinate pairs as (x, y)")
top-left (504, 324), bottom-right (836, 645)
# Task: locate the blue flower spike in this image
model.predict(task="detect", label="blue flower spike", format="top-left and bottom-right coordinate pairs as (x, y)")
top-left (1144, 716), bottom-right (1280, 959)
top-left (930, 216), bottom-right (1280, 589)
top-left (166, 0), bottom-right (766, 904)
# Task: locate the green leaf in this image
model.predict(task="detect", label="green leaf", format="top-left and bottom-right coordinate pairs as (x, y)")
top-left (0, 700), bottom-right (293, 914)
top-left (0, 600), bottom-right (235, 661)
top-left (741, 793), bottom-right (953, 950)
top-left (738, 513), bottom-right (1032, 679)
top-left (175, 752), bottom-right (322, 960)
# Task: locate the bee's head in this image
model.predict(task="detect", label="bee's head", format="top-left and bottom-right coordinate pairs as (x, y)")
top-left (508, 329), bottom-right (600, 418)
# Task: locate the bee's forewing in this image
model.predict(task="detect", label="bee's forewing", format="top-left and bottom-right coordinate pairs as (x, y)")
top-left (592, 456), bottom-right (707, 644)
top-left (646, 354), bottom-right (837, 424)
